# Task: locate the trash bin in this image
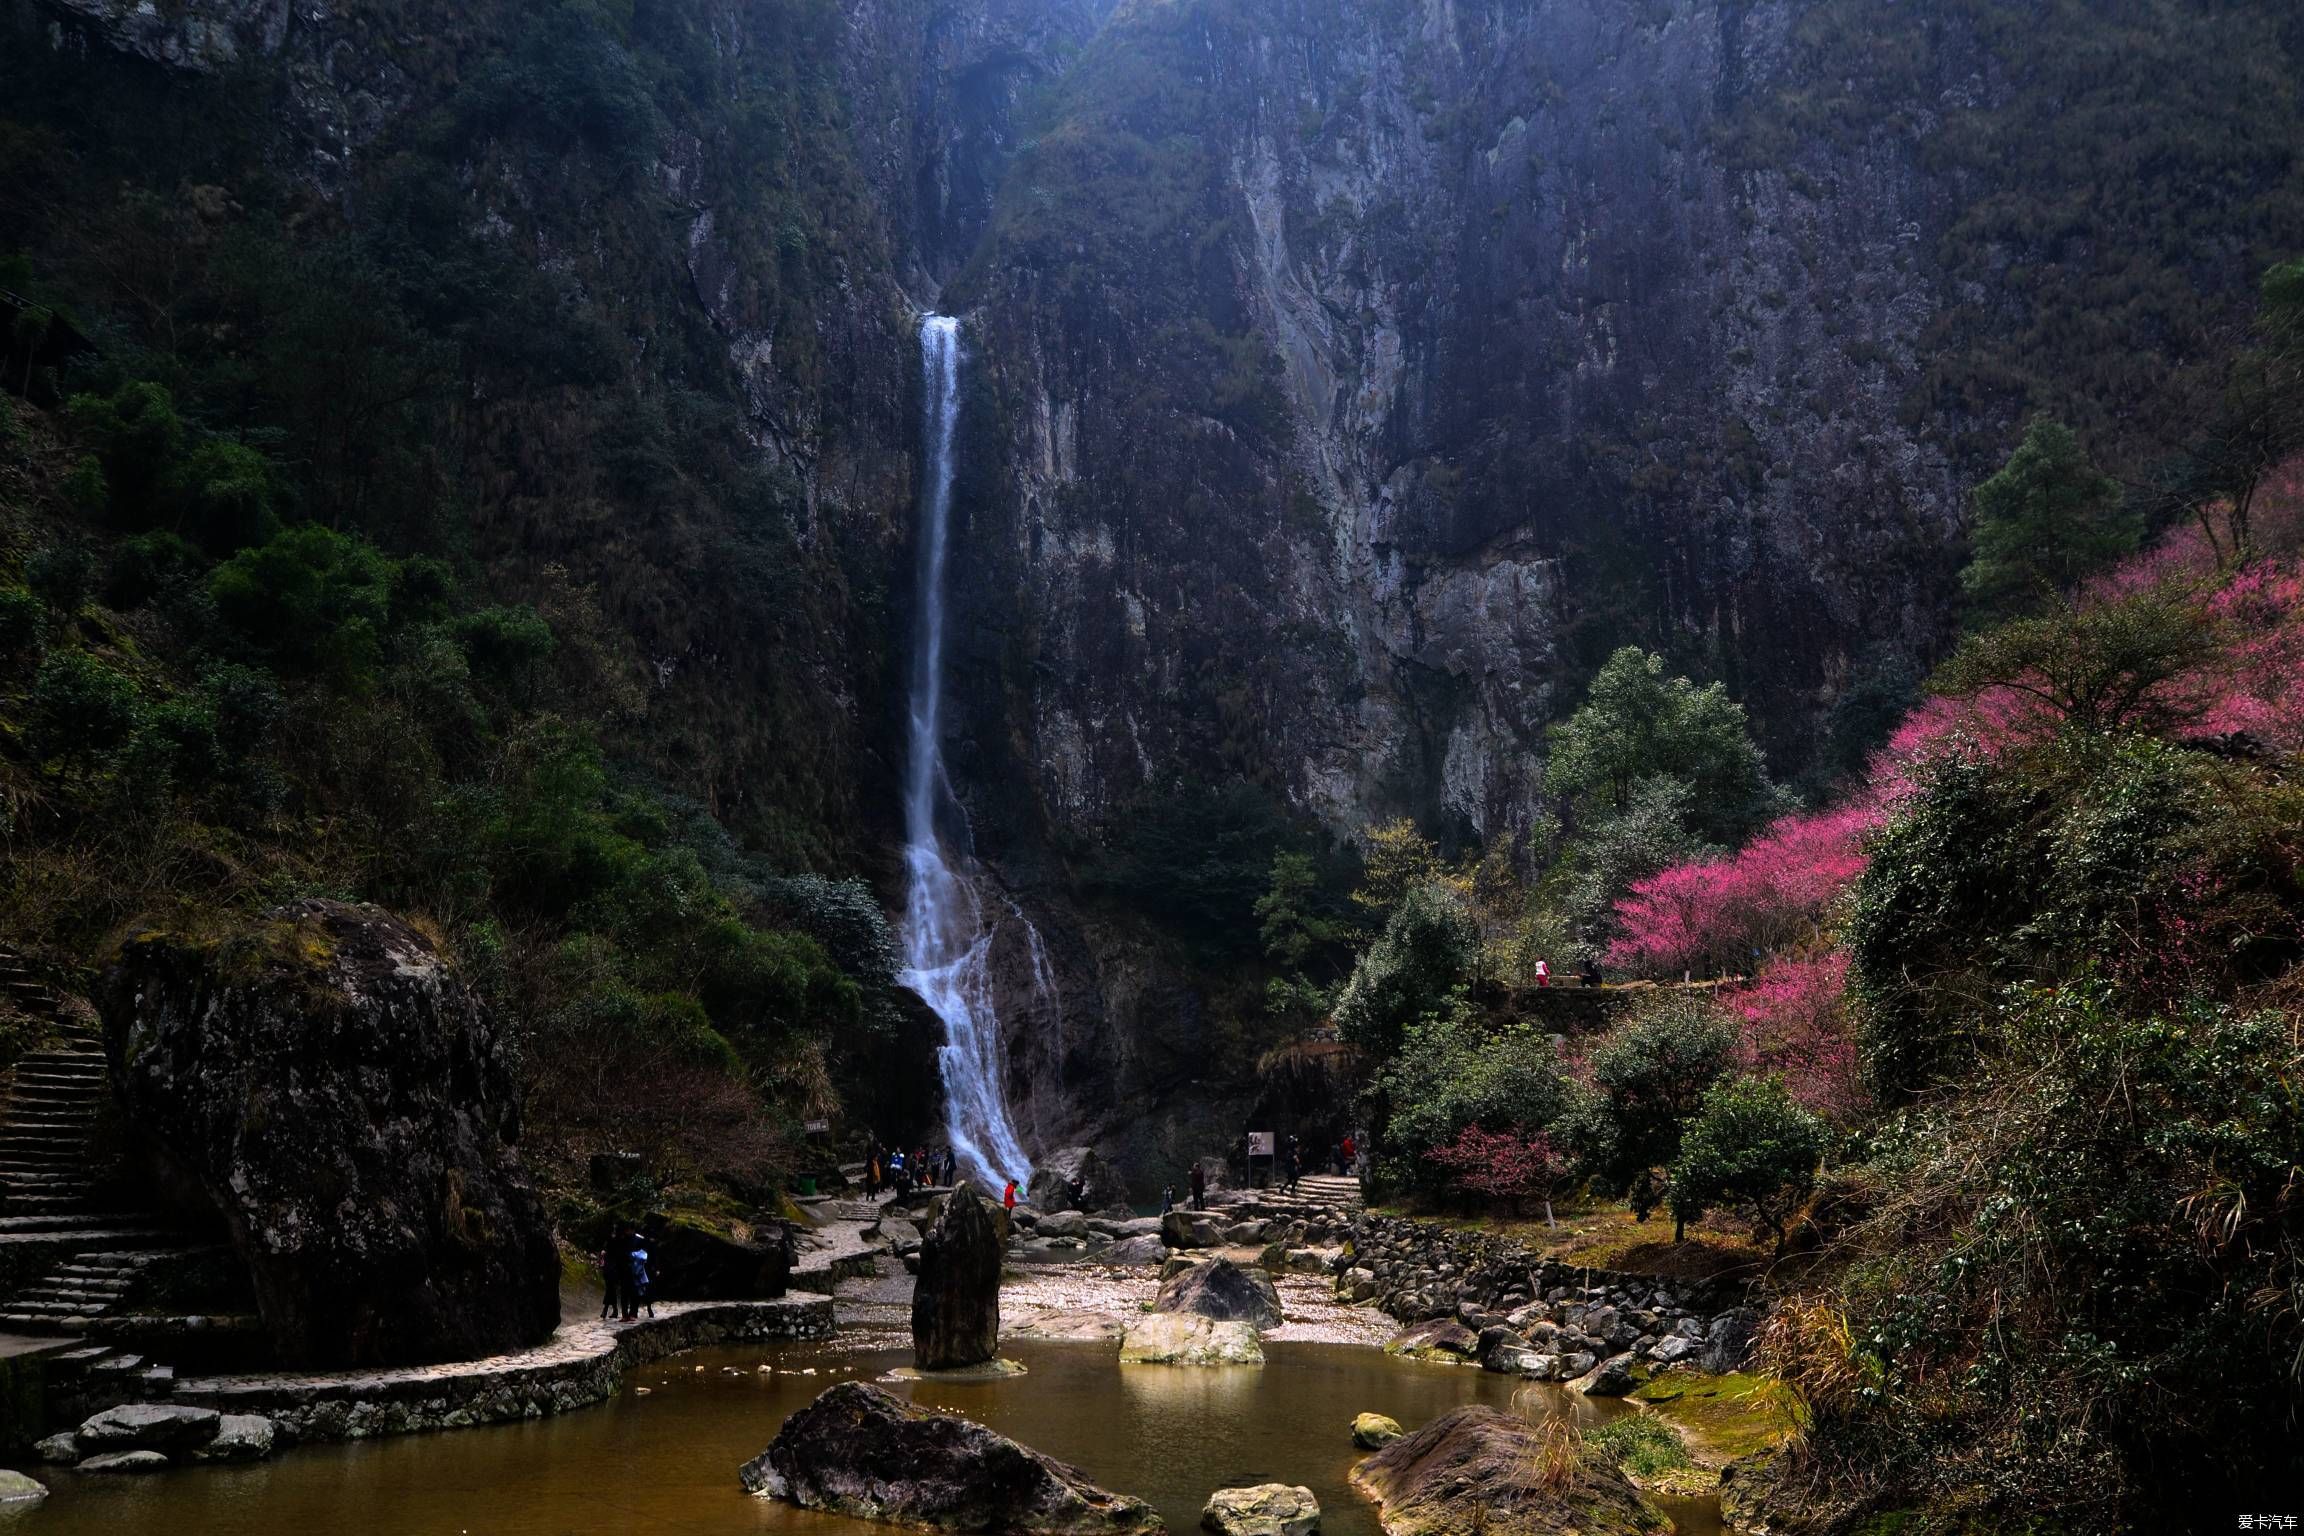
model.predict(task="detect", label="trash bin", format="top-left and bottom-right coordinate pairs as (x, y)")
top-left (799, 1176), bottom-right (817, 1197)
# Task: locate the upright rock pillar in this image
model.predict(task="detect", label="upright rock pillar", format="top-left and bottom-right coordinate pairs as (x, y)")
top-left (910, 1182), bottom-right (1003, 1369)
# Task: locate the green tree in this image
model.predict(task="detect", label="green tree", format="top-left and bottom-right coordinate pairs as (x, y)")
top-left (29, 650), bottom-right (142, 772)
top-left (210, 523), bottom-right (399, 689)
top-left (1333, 881), bottom-right (1480, 1066)
top-left (1557, 776), bottom-right (1721, 940)
top-left (1931, 579), bottom-right (2225, 735)
top-left (1381, 1009), bottom-right (1571, 1192)
top-left (1351, 817), bottom-right (1450, 916)
top-left (64, 379), bottom-right (185, 520)
top-left (1570, 994), bottom-right (1737, 1233)
top-left (1547, 647), bottom-right (1778, 843)
top-left (0, 585), bottom-right (44, 659)
top-left (1961, 418), bottom-right (2138, 618)
top-left (1666, 1075), bottom-right (1826, 1254)
top-left (26, 545), bottom-right (95, 618)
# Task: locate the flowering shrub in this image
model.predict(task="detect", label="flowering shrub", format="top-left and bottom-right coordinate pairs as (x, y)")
top-left (1423, 1124), bottom-right (1572, 1217)
top-left (1719, 952), bottom-right (1863, 1121)
top-left (1603, 804), bottom-right (1874, 977)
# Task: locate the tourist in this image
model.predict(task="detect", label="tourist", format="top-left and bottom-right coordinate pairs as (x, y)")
top-left (1283, 1138), bottom-right (1299, 1192)
top-left (1188, 1159), bottom-right (1206, 1211)
top-left (1581, 957), bottom-right (1602, 988)
top-left (625, 1233), bottom-right (655, 1320)
top-left (1160, 1183), bottom-right (1176, 1215)
top-left (1002, 1176), bottom-right (1019, 1211)
top-left (1341, 1132), bottom-right (1357, 1175)
top-left (1534, 956), bottom-right (1551, 987)
top-left (866, 1151), bottom-right (882, 1197)
top-left (1332, 1140), bottom-right (1347, 1176)
top-left (599, 1240), bottom-right (625, 1320)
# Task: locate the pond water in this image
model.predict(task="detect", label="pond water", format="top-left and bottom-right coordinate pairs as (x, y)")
top-left (15, 1332), bottom-right (1722, 1535)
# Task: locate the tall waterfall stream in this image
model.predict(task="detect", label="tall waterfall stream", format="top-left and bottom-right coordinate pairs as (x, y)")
top-left (897, 314), bottom-right (1038, 1192)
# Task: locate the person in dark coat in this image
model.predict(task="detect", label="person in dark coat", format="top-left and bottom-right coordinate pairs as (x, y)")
top-left (599, 1239), bottom-right (626, 1320)
top-left (626, 1233), bottom-right (655, 1320)
top-left (1188, 1160), bottom-right (1207, 1211)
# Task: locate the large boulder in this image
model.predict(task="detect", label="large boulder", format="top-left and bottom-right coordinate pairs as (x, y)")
top-left (911, 1184), bottom-right (1004, 1369)
top-left (76, 1403), bottom-right (220, 1453)
top-left (740, 1381), bottom-right (1163, 1533)
top-left (1350, 1405), bottom-right (1663, 1536)
top-left (1161, 1211), bottom-right (1225, 1249)
top-left (1152, 1257), bottom-right (1284, 1329)
top-left (1118, 1313), bottom-right (1265, 1365)
top-left (99, 900), bottom-right (558, 1368)
top-left (1028, 1147), bottom-right (1130, 1213)
top-left (1105, 1234), bottom-right (1169, 1265)
top-left (649, 1216), bottom-right (791, 1300)
top-left (1202, 1483), bottom-right (1319, 1536)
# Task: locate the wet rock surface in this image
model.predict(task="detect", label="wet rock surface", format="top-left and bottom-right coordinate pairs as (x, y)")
top-left (1028, 1147), bottom-right (1131, 1212)
top-left (1118, 1313), bottom-right (1265, 1366)
top-left (741, 1380), bottom-right (1165, 1532)
top-left (1350, 1405), bottom-right (1662, 1536)
top-left (1202, 1482), bottom-right (1320, 1536)
top-left (1352, 1412), bottom-right (1403, 1449)
top-left (911, 1185), bottom-right (1005, 1369)
top-left (100, 900), bottom-right (559, 1368)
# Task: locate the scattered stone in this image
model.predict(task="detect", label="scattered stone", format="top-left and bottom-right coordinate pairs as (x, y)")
top-left (0, 1470), bottom-right (45, 1502)
top-left (1648, 1335), bottom-right (1699, 1365)
top-left (76, 1451), bottom-right (171, 1475)
top-left (1351, 1412), bottom-right (1403, 1449)
top-left (1118, 1313), bottom-right (1265, 1365)
top-left (1036, 1211), bottom-right (1091, 1241)
top-left (33, 1433), bottom-right (78, 1466)
top-left (1574, 1354), bottom-right (1639, 1397)
top-left (1382, 1319), bottom-right (1479, 1362)
top-left (193, 1414), bottom-right (278, 1462)
top-left (911, 1184), bottom-right (1005, 1370)
top-left (77, 1403), bottom-right (221, 1453)
top-left (739, 1381), bottom-right (1161, 1533)
top-left (99, 900), bottom-right (559, 1368)
top-left (1161, 1211), bottom-right (1224, 1249)
top-left (1350, 1405), bottom-right (1661, 1536)
top-left (1152, 1257), bottom-right (1284, 1329)
top-left (1201, 1482), bottom-right (1318, 1536)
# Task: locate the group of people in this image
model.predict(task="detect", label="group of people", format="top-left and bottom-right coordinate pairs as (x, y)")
top-left (1529, 957), bottom-right (1605, 987)
top-left (597, 1232), bottom-right (655, 1322)
top-left (864, 1139), bottom-right (960, 1198)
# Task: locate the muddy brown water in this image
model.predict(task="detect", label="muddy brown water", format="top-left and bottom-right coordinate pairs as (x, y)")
top-left (20, 1335), bottom-right (1723, 1535)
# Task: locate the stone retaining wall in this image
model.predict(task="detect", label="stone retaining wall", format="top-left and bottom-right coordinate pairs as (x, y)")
top-left (1338, 1214), bottom-right (1759, 1375)
top-left (169, 1296), bottom-right (832, 1444)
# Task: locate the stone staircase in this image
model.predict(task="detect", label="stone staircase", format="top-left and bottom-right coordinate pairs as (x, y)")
top-left (0, 950), bottom-right (197, 1394)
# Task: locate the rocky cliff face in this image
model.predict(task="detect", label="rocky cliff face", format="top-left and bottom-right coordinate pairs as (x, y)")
top-left (29, 0), bottom-right (2304, 1176)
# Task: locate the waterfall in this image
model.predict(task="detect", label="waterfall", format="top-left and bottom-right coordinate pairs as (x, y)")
top-left (899, 314), bottom-right (1037, 1193)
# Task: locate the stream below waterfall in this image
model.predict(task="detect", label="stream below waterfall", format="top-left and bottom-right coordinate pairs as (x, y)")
top-left (20, 1327), bottom-right (1723, 1536)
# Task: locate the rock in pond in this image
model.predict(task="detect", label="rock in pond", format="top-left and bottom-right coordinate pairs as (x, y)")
top-left (1202, 1482), bottom-right (1319, 1536)
top-left (1382, 1319), bottom-right (1480, 1362)
top-left (76, 1451), bottom-right (171, 1475)
top-left (193, 1414), bottom-right (278, 1462)
top-left (1036, 1210), bottom-right (1091, 1241)
top-left (1351, 1412), bottom-right (1403, 1449)
top-left (0, 1470), bottom-right (45, 1503)
top-left (740, 1381), bottom-right (1163, 1533)
top-left (912, 1184), bottom-right (1004, 1370)
top-left (1153, 1257), bottom-right (1283, 1329)
top-left (32, 1433), bottom-right (78, 1465)
top-left (1119, 1313), bottom-right (1265, 1366)
top-left (1027, 1147), bottom-right (1130, 1213)
top-left (1349, 1405), bottom-right (1661, 1536)
top-left (77, 1403), bottom-right (220, 1453)
top-left (99, 899), bottom-right (559, 1369)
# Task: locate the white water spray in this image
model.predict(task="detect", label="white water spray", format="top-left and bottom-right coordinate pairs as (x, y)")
top-left (899, 314), bottom-right (1036, 1193)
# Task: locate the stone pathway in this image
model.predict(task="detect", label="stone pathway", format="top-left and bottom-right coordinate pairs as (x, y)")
top-left (170, 1296), bottom-right (834, 1443)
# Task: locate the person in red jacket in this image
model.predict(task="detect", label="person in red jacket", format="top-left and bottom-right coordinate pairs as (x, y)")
top-left (1002, 1177), bottom-right (1019, 1211)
